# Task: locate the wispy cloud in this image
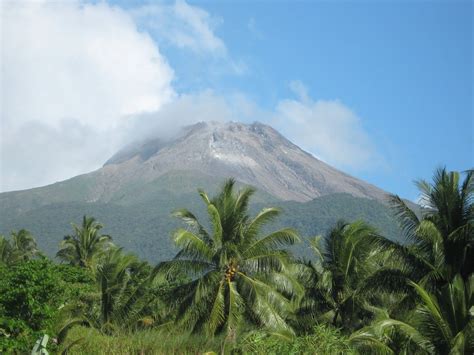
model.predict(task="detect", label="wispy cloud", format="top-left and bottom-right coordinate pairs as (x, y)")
top-left (131, 0), bottom-right (226, 56)
top-left (131, 1), bottom-right (246, 76)
top-left (271, 81), bottom-right (385, 170)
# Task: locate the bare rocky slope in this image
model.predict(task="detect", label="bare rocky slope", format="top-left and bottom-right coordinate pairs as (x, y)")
top-left (98, 121), bottom-right (388, 203)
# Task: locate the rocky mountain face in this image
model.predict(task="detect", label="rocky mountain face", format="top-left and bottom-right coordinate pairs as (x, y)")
top-left (94, 121), bottom-right (387, 203)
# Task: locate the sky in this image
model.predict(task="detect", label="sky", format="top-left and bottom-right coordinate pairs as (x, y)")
top-left (1, 0), bottom-right (472, 200)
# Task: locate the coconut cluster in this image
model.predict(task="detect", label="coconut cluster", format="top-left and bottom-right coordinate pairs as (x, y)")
top-left (225, 264), bottom-right (238, 282)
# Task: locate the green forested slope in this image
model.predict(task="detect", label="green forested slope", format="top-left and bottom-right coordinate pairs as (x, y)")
top-left (1, 184), bottom-right (401, 262)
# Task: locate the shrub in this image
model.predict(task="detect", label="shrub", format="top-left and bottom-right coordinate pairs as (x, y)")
top-left (0, 259), bottom-right (63, 331)
top-left (0, 318), bottom-right (37, 353)
top-left (0, 259), bottom-right (64, 352)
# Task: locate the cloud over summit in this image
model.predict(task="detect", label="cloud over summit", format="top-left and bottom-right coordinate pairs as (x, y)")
top-left (0, 1), bottom-right (384, 192)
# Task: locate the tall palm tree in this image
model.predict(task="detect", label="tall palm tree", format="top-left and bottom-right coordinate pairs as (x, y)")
top-left (56, 216), bottom-right (112, 269)
top-left (159, 179), bottom-right (301, 340)
top-left (350, 274), bottom-right (474, 354)
top-left (389, 168), bottom-right (473, 282)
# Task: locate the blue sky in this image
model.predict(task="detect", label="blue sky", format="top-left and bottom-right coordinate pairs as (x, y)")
top-left (2, 0), bottom-right (472, 200)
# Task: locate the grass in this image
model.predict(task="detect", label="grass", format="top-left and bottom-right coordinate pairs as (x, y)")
top-left (238, 325), bottom-right (357, 355)
top-left (59, 324), bottom-right (357, 354)
top-left (60, 326), bottom-right (224, 355)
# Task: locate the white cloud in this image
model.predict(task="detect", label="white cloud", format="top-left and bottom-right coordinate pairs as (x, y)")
top-left (130, 1), bottom-right (247, 76)
top-left (271, 81), bottom-right (383, 170)
top-left (1, 0), bottom-right (175, 191)
top-left (122, 84), bottom-right (383, 173)
top-left (288, 80), bottom-right (310, 104)
top-left (1, 119), bottom-right (117, 192)
top-left (173, 0), bottom-right (225, 54)
top-left (121, 91), bottom-right (234, 142)
top-left (118, 90), bottom-right (263, 145)
top-left (132, 1), bottom-right (226, 55)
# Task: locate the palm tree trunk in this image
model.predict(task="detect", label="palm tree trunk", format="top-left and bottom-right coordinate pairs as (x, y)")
top-left (332, 309), bottom-right (339, 326)
top-left (101, 277), bottom-right (109, 324)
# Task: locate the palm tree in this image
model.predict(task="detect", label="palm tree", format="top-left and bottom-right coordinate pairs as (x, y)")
top-left (0, 230), bottom-right (39, 266)
top-left (159, 179), bottom-right (301, 341)
top-left (95, 247), bottom-right (155, 327)
top-left (308, 220), bottom-right (384, 329)
top-left (360, 168), bottom-right (473, 305)
top-left (0, 235), bottom-right (13, 266)
top-left (389, 168), bottom-right (473, 282)
top-left (57, 247), bottom-right (159, 342)
top-left (350, 274), bottom-right (474, 354)
top-left (10, 229), bottom-right (39, 261)
top-left (56, 216), bottom-right (112, 269)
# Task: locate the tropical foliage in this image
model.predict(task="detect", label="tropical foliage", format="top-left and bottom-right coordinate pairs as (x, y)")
top-left (56, 246), bottom-right (165, 347)
top-left (160, 178), bottom-right (301, 340)
top-left (388, 168), bottom-right (473, 285)
top-left (351, 274), bottom-right (474, 354)
top-left (0, 167), bottom-right (472, 354)
top-left (0, 259), bottom-right (63, 353)
top-left (311, 221), bottom-right (382, 328)
top-left (0, 229), bottom-right (39, 266)
top-left (56, 216), bottom-right (112, 269)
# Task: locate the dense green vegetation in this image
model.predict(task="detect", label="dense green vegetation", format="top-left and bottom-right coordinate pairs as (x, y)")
top-left (0, 167), bottom-right (472, 354)
top-left (0, 171), bottom-right (403, 262)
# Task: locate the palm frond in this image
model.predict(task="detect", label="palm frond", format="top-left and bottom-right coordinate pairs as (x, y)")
top-left (245, 207), bottom-right (281, 239)
top-left (226, 280), bottom-right (243, 337)
top-left (172, 208), bottom-right (211, 241)
top-left (207, 204), bottom-right (223, 247)
top-left (206, 280), bottom-right (226, 336)
top-left (243, 228), bottom-right (300, 258)
top-left (173, 229), bottom-right (213, 261)
top-left (388, 194), bottom-right (420, 242)
top-left (158, 259), bottom-right (213, 279)
top-left (349, 328), bottom-right (395, 355)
